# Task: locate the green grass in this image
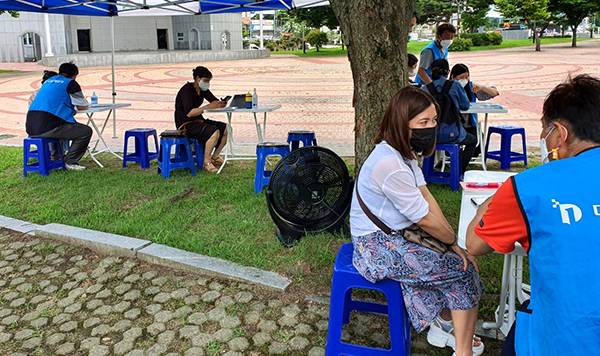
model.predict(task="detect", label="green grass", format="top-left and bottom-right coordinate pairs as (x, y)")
top-left (0, 70), bottom-right (20, 74)
top-left (1, 145), bottom-right (534, 320)
top-left (270, 37), bottom-right (593, 57)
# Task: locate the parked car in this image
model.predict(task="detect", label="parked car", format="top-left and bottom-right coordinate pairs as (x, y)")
top-left (248, 44), bottom-right (260, 50)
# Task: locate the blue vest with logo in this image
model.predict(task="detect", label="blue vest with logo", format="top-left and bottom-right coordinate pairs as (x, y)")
top-left (29, 76), bottom-right (76, 123)
top-left (511, 147), bottom-right (600, 355)
top-left (415, 41), bottom-right (448, 85)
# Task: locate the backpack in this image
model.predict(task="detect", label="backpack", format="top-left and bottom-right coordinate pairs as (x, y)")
top-left (426, 81), bottom-right (465, 143)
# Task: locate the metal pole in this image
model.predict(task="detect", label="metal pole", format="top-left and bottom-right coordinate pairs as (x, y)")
top-left (43, 14), bottom-right (54, 56)
top-left (259, 11), bottom-right (264, 49)
top-left (111, 16), bottom-right (117, 138)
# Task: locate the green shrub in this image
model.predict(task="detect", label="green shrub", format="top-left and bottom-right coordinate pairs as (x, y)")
top-left (449, 38), bottom-right (472, 51)
top-left (460, 32), bottom-right (502, 46)
top-left (489, 32), bottom-right (503, 45)
top-left (306, 29), bottom-right (329, 51)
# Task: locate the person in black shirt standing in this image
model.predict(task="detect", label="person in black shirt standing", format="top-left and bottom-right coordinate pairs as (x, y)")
top-left (174, 66), bottom-right (228, 173)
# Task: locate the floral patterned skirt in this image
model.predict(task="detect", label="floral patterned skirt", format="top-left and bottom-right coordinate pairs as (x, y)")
top-left (352, 230), bottom-right (484, 333)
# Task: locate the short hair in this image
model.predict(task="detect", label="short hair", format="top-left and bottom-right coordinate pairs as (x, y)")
top-left (408, 53), bottom-right (418, 68)
top-left (450, 63), bottom-right (469, 79)
top-left (58, 62), bottom-right (79, 78)
top-left (375, 86), bottom-right (439, 159)
top-left (431, 59), bottom-right (449, 80)
top-left (542, 74), bottom-right (600, 144)
top-left (436, 22), bottom-right (456, 37)
top-left (42, 70), bottom-right (58, 84)
top-left (192, 66), bottom-right (212, 80)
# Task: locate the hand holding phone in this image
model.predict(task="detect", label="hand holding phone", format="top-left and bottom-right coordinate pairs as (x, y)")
top-left (220, 95), bottom-right (232, 103)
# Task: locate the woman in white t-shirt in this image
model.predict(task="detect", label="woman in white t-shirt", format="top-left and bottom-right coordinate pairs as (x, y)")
top-left (350, 86), bottom-right (484, 356)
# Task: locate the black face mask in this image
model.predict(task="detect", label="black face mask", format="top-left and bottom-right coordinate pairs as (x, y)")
top-left (410, 127), bottom-right (437, 152)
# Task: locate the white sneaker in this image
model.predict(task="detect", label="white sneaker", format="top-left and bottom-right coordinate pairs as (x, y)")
top-left (65, 163), bottom-right (86, 171)
top-left (427, 317), bottom-right (484, 355)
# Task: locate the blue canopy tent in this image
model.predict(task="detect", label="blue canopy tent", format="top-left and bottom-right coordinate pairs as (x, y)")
top-left (0, 0), bottom-right (328, 136)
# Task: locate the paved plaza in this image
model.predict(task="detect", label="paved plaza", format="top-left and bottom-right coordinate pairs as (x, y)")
top-left (2, 39), bottom-right (600, 157)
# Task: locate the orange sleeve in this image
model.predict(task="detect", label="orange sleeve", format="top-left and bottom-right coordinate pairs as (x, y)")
top-left (473, 178), bottom-right (529, 253)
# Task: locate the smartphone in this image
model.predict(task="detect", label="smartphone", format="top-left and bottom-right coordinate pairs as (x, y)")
top-left (471, 197), bottom-right (487, 208)
top-left (220, 95), bottom-right (232, 102)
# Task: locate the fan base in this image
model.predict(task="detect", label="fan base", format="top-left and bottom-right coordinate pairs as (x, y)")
top-left (276, 229), bottom-right (302, 248)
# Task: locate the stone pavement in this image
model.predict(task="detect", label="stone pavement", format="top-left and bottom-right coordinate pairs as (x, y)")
top-left (2, 40), bottom-right (600, 158)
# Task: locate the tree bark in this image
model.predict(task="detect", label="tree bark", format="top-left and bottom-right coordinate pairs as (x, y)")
top-left (534, 27), bottom-right (541, 51)
top-left (329, 0), bottom-right (415, 170)
top-left (572, 25), bottom-right (577, 47)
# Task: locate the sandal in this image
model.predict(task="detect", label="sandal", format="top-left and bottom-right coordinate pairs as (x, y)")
top-left (203, 162), bottom-right (218, 173)
top-left (211, 156), bottom-right (225, 166)
top-left (427, 317), bottom-right (484, 356)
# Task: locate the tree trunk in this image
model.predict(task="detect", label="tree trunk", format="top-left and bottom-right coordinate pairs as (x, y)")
top-left (534, 28), bottom-right (541, 51)
top-left (572, 25), bottom-right (577, 47)
top-left (329, 0), bottom-right (415, 169)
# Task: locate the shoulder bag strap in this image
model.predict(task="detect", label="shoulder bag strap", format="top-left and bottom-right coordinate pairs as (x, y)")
top-left (355, 183), bottom-right (396, 236)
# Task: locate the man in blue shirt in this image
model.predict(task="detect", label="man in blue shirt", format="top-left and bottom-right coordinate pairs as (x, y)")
top-left (26, 62), bottom-right (91, 171)
top-left (416, 23), bottom-right (456, 85)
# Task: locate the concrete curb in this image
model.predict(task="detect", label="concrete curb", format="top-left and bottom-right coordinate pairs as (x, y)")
top-left (0, 217), bottom-right (291, 291)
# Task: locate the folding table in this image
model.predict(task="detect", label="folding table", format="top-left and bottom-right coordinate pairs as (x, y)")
top-left (457, 170), bottom-right (530, 337)
top-left (460, 102), bottom-right (508, 171)
top-left (77, 103), bottom-right (131, 168)
top-left (204, 104), bottom-right (282, 174)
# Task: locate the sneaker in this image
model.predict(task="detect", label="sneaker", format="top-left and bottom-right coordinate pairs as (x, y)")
top-left (65, 163), bottom-right (86, 171)
top-left (427, 317), bottom-right (484, 355)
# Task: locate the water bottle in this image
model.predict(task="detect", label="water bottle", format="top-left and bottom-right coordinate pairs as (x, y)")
top-left (91, 92), bottom-right (98, 105)
top-left (245, 92), bottom-right (252, 109)
top-left (252, 88), bottom-right (258, 109)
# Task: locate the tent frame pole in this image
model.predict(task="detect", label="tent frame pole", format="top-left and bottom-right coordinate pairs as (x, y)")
top-left (111, 15), bottom-right (117, 138)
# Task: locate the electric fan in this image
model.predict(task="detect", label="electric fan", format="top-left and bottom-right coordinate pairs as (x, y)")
top-left (265, 146), bottom-right (354, 247)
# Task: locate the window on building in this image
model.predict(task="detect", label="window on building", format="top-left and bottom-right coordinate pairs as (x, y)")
top-left (177, 33), bottom-right (184, 42)
top-left (77, 29), bottom-right (91, 52)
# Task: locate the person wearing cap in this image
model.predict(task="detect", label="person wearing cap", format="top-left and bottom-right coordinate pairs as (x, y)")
top-left (26, 62), bottom-right (92, 171)
top-left (416, 23), bottom-right (456, 85)
top-left (174, 66), bottom-right (228, 173)
top-left (426, 58), bottom-right (477, 175)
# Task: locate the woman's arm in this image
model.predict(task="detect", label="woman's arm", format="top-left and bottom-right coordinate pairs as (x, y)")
top-left (416, 185), bottom-right (456, 244)
top-left (186, 100), bottom-right (223, 118)
top-left (472, 83), bottom-right (499, 99)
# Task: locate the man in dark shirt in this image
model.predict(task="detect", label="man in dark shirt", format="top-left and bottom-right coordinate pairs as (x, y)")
top-left (26, 62), bottom-right (92, 170)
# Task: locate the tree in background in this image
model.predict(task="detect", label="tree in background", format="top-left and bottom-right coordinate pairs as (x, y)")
top-left (548, 0), bottom-right (600, 47)
top-left (0, 10), bottom-right (19, 18)
top-left (416, 0), bottom-right (455, 24)
top-left (495, 0), bottom-right (549, 51)
top-left (462, 0), bottom-right (496, 32)
top-left (305, 30), bottom-right (328, 51)
top-left (329, 0), bottom-right (415, 167)
top-left (289, 6), bottom-right (339, 29)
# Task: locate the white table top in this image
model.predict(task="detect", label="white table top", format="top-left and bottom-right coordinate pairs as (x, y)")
top-left (205, 104), bottom-right (282, 113)
top-left (77, 103), bottom-right (131, 114)
top-left (461, 102), bottom-right (508, 114)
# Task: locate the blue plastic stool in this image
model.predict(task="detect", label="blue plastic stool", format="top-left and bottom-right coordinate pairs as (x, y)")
top-left (422, 143), bottom-right (461, 192)
top-left (23, 137), bottom-right (66, 177)
top-left (325, 243), bottom-right (411, 356)
top-left (122, 128), bottom-right (159, 169)
top-left (255, 142), bottom-right (290, 193)
top-left (287, 129), bottom-right (317, 151)
top-left (157, 137), bottom-right (197, 178)
top-left (485, 125), bottom-right (527, 170)
top-left (174, 138), bottom-right (205, 170)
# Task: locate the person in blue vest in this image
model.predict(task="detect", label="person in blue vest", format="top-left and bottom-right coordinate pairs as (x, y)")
top-left (26, 62), bottom-right (92, 171)
top-left (466, 74), bottom-right (600, 356)
top-left (450, 63), bottom-right (499, 157)
top-left (416, 22), bottom-right (456, 85)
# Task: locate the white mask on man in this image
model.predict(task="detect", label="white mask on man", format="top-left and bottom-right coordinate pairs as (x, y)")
top-left (539, 126), bottom-right (554, 164)
top-left (440, 39), bottom-right (453, 48)
top-left (458, 79), bottom-right (469, 87)
top-left (409, 71), bottom-right (417, 78)
top-left (198, 79), bottom-right (210, 91)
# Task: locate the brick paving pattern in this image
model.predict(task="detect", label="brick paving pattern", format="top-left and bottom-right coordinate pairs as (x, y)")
top-left (2, 40), bottom-right (600, 156)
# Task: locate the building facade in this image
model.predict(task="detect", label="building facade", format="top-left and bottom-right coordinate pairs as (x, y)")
top-left (0, 12), bottom-right (242, 63)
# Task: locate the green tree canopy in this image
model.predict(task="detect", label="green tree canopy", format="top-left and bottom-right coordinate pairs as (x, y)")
top-left (416, 0), bottom-right (455, 24)
top-left (547, 0), bottom-right (600, 46)
top-left (305, 29), bottom-right (328, 51)
top-left (495, 0), bottom-right (549, 50)
top-left (289, 5), bottom-right (339, 29)
top-left (462, 0), bottom-right (495, 32)
top-left (0, 10), bottom-right (19, 18)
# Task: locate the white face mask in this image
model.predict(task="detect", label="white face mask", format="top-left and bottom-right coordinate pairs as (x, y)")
top-left (440, 39), bottom-right (453, 48)
top-left (409, 71), bottom-right (416, 78)
top-left (540, 126), bottom-right (554, 164)
top-left (458, 79), bottom-right (469, 87)
top-left (198, 79), bottom-right (210, 91)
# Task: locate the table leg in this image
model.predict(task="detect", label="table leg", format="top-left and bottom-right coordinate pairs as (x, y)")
top-left (476, 119), bottom-right (487, 171)
top-left (483, 254), bottom-right (511, 331)
top-left (253, 112), bottom-right (263, 143)
top-left (262, 112), bottom-right (267, 143)
top-left (218, 112), bottom-right (234, 174)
